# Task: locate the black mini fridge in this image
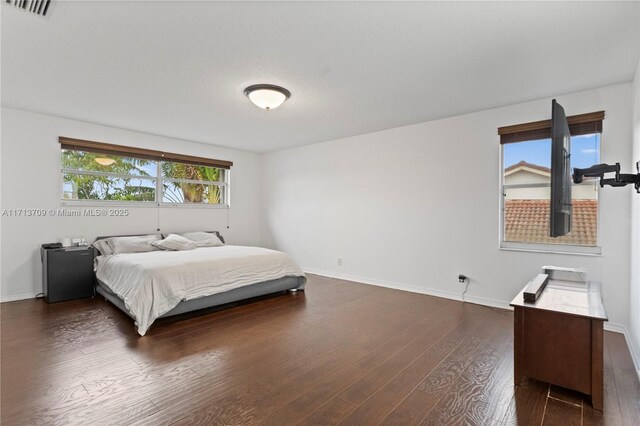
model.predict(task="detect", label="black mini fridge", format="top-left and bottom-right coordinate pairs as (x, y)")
top-left (41, 246), bottom-right (94, 303)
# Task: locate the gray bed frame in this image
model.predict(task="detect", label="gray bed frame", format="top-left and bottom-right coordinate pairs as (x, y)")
top-left (93, 232), bottom-right (305, 323)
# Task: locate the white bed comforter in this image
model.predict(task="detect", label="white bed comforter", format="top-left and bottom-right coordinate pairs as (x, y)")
top-left (95, 245), bottom-right (305, 336)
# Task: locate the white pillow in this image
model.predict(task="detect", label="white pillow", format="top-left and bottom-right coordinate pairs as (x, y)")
top-left (92, 239), bottom-right (113, 256)
top-left (108, 235), bottom-right (161, 254)
top-left (180, 232), bottom-right (224, 247)
top-left (152, 234), bottom-right (197, 251)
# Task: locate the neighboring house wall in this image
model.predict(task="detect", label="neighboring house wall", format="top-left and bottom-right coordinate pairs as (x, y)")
top-left (505, 168), bottom-right (550, 185)
top-left (260, 83), bottom-right (632, 331)
top-left (573, 185), bottom-right (598, 200)
top-left (504, 166), bottom-right (597, 200)
top-left (504, 168), bottom-right (551, 200)
top-left (505, 185), bottom-right (597, 200)
top-left (0, 107), bottom-right (262, 301)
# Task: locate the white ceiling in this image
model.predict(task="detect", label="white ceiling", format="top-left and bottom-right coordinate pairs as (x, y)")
top-left (2, 1), bottom-right (639, 153)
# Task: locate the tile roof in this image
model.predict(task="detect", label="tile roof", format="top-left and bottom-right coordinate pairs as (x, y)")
top-left (505, 199), bottom-right (597, 246)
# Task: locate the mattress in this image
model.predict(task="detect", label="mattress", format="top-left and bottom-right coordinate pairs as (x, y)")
top-left (95, 245), bottom-right (306, 335)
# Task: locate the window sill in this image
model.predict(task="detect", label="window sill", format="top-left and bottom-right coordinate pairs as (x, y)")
top-left (499, 243), bottom-right (602, 257)
top-left (162, 203), bottom-right (230, 209)
top-left (60, 201), bottom-right (230, 209)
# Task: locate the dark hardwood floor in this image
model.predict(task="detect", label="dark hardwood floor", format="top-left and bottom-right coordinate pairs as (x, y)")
top-left (1, 274), bottom-right (639, 425)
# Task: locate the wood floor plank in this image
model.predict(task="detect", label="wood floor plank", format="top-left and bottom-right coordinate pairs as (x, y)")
top-left (131, 290), bottom-right (417, 425)
top-left (296, 397), bottom-right (356, 426)
top-left (583, 332), bottom-right (623, 425)
top-left (335, 304), bottom-right (486, 408)
top-left (2, 275), bottom-right (639, 425)
top-left (548, 384), bottom-right (583, 406)
top-left (378, 316), bottom-right (497, 424)
top-left (417, 314), bottom-right (513, 425)
top-left (169, 343), bottom-right (371, 425)
top-left (261, 302), bottom-right (464, 425)
top-left (337, 306), bottom-right (502, 425)
top-left (542, 397), bottom-right (582, 426)
top-left (148, 288), bottom-right (440, 422)
top-left (606, 331), bottom-right (640, 425)
top-left (500, 378), bottom-right (549, 425)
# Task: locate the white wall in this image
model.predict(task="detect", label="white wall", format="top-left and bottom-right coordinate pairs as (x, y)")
top-left (261, 83), bottom-right (633, 328)
top-left (630, 60), bottom-right (640, 373)
top-left (0, 107), bottom-right (262, 300)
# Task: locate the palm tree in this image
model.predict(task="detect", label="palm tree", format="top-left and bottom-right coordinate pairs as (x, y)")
top-left (161, 162), bottom-right (222, 204)
top-left (62, 151), bottom-right (154, 201)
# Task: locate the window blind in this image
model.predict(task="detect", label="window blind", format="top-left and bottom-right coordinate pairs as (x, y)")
top-left (59, 137), bottom-right (233, 169)
top-left (498, 111), bottom-right (604, 144)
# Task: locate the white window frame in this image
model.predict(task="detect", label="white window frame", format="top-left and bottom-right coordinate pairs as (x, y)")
top-left (60, 155), bottom-right (230, 209)
top-left (160, 175), bottom-right (229, 208)
top-left (498, 139), bottom-right (602, 256)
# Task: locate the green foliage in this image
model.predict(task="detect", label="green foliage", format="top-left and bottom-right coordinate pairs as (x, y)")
top-left (62, 151), bottom-right (155, 201)
top-left (161, 162), bottom-right (222, 204)
top-left (62, 150), bottom-right (224, 204)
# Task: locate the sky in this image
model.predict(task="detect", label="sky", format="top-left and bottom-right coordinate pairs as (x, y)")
top-left (138, 161), bottom-right (158, 176)
top-left (503, 134), bottom-right (600, 171)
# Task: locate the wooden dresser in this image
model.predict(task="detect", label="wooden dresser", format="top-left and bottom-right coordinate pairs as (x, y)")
top-left (510, 281), bottom-right (608, 410)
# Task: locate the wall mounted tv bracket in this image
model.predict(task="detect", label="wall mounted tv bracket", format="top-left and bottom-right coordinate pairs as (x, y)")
top-left (573, 161), bottom-right (640, 193)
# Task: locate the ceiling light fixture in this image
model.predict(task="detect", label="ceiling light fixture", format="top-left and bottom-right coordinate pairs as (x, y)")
top-left (244, 84), bottom-right (291, 110)
top-left (95, 157), bottom-right (116, 166)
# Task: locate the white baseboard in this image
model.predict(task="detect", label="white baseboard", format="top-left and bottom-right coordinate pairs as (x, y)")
top-left (603, 322), bottom-right (626, 334)
top-left (1, 291), bottom-right (36, 303)
top-left (303, 267), bottom-right (510, 310)
top-left (303, 267), bottom-right (640, 380)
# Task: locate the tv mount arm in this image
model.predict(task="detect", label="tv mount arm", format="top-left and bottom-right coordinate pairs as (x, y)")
top-left (573, 161), bottom-right (640, 193)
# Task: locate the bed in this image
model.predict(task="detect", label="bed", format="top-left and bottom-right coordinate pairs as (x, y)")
top-left (93, 232), bottom-right (306, 335)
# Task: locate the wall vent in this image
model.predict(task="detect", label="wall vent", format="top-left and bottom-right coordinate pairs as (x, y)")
top-left (5, 0), bottom-right (52, 17)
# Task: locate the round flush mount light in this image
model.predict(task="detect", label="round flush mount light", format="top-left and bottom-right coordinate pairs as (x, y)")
top-left (94, 157), bottom-right (116, 166)
top-left (244, 84), bottom-right (291, 110)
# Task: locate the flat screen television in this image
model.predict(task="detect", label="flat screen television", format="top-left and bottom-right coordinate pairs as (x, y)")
top-left (550, 99), bottom-right (572, 237)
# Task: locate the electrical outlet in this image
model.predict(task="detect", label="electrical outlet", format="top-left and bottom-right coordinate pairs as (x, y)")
top-left (338, 258), bottom-right (343, 266)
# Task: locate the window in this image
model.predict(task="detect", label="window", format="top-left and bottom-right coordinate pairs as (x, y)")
top-left (161, 162), bottom-right (227, 205)
top-left (62, 151), bottom-right (158, 202)
top-left (498, 111), bottom-right (603, 253)
top-left (60, 137), bottom-right (232, 206)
